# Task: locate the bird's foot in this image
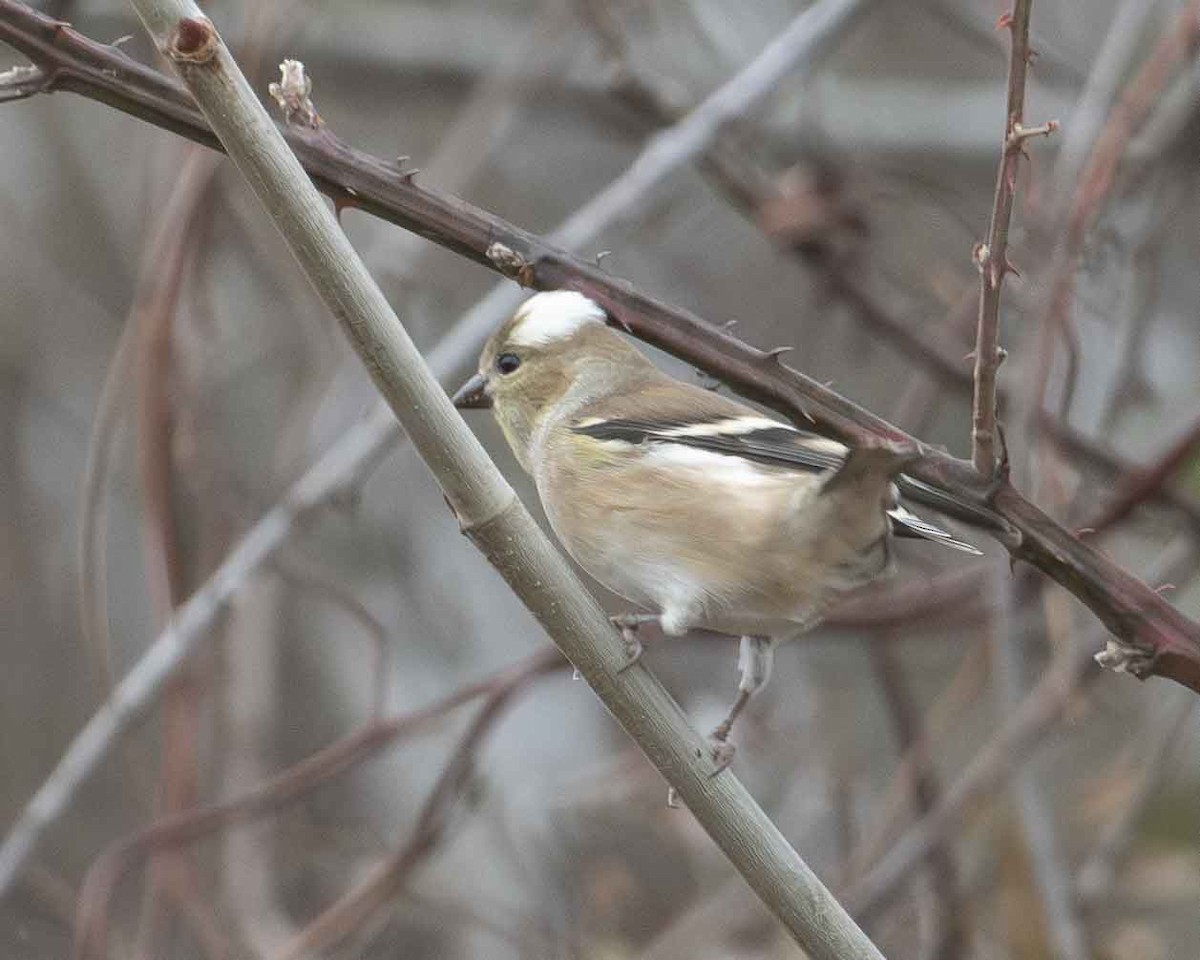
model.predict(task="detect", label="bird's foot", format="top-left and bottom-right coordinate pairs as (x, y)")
top-left (610, 613), bottom-right (656, 672)
top-left (707, 723), bottom-right (737, 776)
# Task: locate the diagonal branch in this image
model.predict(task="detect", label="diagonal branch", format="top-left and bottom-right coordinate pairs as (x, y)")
top-left (0, 0), bottom-right (1197, 683)
top-left (30, 3), bottom-right (894, 958)
top-left (0, 0), bottom-right (878, 917)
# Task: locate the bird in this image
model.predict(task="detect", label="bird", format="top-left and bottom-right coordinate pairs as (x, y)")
top-left (452, 290), bottom-right (979, 765)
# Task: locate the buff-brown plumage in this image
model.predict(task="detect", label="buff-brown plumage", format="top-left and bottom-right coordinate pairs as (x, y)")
top-left (453, 291), bottom-right (977, 754)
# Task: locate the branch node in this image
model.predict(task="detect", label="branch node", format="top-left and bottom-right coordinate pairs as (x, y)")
top-left (486, 242), bottom-right (535, 286)
top-left (268, 59), bottom-right (320, 128)
top-left (972, 242), bottom-right (989, 270)
top-left (1094, 638), bottom-right (1156, 679)
top-left (0, 63), bottom-right (48, 99)
top-left (1006, 119), bottom-right (1059, 150)
top-left (166, 17), bottom-right (217, 65)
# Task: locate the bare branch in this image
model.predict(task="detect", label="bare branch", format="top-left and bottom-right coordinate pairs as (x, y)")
top-left (74, 650), bottom-right (566, 960)
top-left (970, 1), bottom-right (1055, 474)
top-left (1076, 694), bottom-right (1197, 906)
top-left (846, 540), bottom-right (1197, 921)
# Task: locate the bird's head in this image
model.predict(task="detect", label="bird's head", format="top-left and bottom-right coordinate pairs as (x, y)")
top-left (452, 291), bottom-right (653, 469)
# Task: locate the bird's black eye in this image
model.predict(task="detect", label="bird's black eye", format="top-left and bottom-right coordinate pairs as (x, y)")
top-left (496, 353), bottom-right (521, 374)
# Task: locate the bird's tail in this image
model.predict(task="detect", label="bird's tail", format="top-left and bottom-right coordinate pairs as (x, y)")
top-left (887, 503), bottom-right (982, 555)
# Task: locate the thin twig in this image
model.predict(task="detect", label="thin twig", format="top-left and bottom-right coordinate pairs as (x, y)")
top-left (970, 0), bottom-right (1054, 474)
top-left (270, 678), bottom-right (535, 960)
top-left (74, 650), bottom-right (566, 960)
top-left (846, 539), bottom-right (1197, 921)
top-left (0, 405), bottom-right (400, 897)
top-left (1029, 1), bottom-right (1200, 446)
top-left (1075, 694), bottom-right (1197, 906)
top-left (868, 640), bottom-right (964, 960)
top-left (989, 562), bottom-right (1091, 960)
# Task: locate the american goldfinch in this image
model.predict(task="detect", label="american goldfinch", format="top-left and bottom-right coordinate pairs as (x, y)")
top-left (453, 291), bottom-right (978, 761)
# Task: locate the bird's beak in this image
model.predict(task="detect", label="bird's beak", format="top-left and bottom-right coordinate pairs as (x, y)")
top-left (451, 372), bottom-right (491, 410)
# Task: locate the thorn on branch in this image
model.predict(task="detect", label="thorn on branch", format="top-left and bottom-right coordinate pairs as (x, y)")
top-left (268, 59), bottom-right (321, 129)
top-left (110, 34), bottom-right (134, 49)
top-left (1006, 119), bottom-right (1059, 150)
top-left (996, 11), bottom-right (1015, 30)
top-left (763, 345), bottom-right (793, 363)
top-left (486, 242), bottom-right (535, 287)
top-left (1094, 638), bottom-right (1156, 679)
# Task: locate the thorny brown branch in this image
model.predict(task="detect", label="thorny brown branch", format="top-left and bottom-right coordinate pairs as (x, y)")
top-left (971, 1), bottom-right (1055, 475)
top-left (578, 4), bottom-right (1200, 536)
top-left (1, 1), bottom-right (1198, 694)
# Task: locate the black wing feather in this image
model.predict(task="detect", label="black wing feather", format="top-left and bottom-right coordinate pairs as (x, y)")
top-left (571, 418), bottom-right (842, 473)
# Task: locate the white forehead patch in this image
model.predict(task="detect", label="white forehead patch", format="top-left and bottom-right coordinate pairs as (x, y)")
top-left (509, 291), bottom-right (606, 347)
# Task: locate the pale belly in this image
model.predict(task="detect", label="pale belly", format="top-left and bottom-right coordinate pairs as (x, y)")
top-left (534, 434), bottom-right (894, 639)
top-left (543, 489), bottom-right (884, 639)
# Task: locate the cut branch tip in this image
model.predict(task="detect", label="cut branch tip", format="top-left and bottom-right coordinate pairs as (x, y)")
top-left (485, 242), bottom-right (536, 286)
top-left (166, 17), bottom-right (217, 64)
top-left (1094, 639), bottom-right (1156, 678)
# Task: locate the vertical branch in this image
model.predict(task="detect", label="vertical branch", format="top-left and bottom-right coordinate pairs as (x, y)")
top-left (970, 1), bottom-right (1054, 474)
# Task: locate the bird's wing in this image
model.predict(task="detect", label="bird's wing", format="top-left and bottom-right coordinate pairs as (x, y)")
top-left (570, 416), bottom-right (847, 473)
top-left (570, 414), bottom-right (982, 555)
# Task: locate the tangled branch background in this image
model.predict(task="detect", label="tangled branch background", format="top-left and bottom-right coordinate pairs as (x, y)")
top-left (1, 1), bottom-right (1198, 958)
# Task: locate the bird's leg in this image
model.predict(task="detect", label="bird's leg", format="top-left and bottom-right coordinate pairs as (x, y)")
top-left (709, 635), bottom-right (775, 773)
top-left (610, 613), bottom-right (659, 671)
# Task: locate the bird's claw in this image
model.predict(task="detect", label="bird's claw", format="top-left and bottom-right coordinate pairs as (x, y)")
top-left (610, 613), bottom-right (652, 672)
top-left (707, 726), bottom-right (736, 776)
